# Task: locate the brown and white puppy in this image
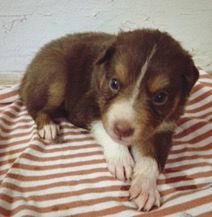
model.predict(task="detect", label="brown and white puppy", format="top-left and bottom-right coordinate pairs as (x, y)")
top-left (20, 29), bottom-right (199, 211)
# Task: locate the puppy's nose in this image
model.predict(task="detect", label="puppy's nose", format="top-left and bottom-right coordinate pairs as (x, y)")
top-left (113, 121), bottom-right (134, 138)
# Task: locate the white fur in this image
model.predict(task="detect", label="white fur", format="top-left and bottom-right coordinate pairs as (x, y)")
top-left (106, 99), bottom-right (136, 137)
top-left (130, 145), bottom-right (160, 211)
top-left (91, 120), bottom-right (135, 180)
top-left (131, 44), bottom-right (157, 104)
top-left (38, 121), bottom-right (60, 141)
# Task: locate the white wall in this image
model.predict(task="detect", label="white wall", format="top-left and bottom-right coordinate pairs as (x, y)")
top-left (0, 0), bottom-right (212, 78)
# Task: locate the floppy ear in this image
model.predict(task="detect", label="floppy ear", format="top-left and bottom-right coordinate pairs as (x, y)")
top-left (95, 43), bottom-right (116, 65)
top-left (183, 62), bottom-right (199, 94)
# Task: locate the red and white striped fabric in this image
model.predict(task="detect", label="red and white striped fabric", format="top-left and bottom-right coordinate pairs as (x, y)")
top-left (0, 70), bottom-right (211, 217)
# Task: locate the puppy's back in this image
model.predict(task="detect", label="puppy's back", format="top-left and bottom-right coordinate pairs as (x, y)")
top-left (19, 32), bottom-right (114, 117)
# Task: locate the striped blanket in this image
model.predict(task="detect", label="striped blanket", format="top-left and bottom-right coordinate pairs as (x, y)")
top-left (0, 70), bottom-right (211, 217)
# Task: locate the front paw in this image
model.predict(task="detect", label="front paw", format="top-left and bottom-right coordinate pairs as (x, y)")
top-left (129, 162), bottom-right (160, 211)
top-left (38, 121), bottom-right (60, 142)
top-left (104, 145), bottom-right (134, 181)
top-left (129, 176), bottom-right (160, 211)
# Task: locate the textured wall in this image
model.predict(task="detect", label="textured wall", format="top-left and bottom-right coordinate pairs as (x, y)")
top-left (0, 0), bottom-right (212, 77)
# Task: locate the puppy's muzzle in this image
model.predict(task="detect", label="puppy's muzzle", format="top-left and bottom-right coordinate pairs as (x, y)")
top-left (113, 120), bottom-right (135, 139)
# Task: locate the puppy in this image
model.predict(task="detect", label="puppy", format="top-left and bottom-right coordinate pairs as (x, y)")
top-left (20, 29), bottom-right (199, 211)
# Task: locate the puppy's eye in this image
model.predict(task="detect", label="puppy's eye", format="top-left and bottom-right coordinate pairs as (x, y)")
top-left (109, 78), bottom-right (120, 92)
top-left (152, 91), bottom-right (168, 105)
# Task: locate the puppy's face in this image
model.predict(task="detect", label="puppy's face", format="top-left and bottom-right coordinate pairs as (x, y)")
top-left (93, 30), bottom-right (199, 146)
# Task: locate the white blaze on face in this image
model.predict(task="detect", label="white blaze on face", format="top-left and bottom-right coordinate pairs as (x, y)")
top-left (107, 100), bottom-right (135, 122)
top-left (130, 44), bottom-right (157, 105)
top-left (104, 45), bottom-right (157, 140)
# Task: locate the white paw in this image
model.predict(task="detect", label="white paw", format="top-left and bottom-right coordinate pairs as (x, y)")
top-left (129, 161), bottom-right (160, 211)
top-left (90, 121), bottom-right (134, 181)
top-left (38, 121), bottom-right (60, 142)
top-left (129, 175), bottom-right (160, 211)
top-left (104, 145), bottom-right (134, 181)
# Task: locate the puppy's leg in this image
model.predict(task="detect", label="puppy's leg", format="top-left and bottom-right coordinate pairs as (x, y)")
top-left (34, 112), bottom-right (60, 141)
top-left (129, 131), bottom-right (173, 211)
top-left (36, 81), bottom-right (65, 141)
top-left (21, 77), bottom-right (65, 142)
top-left (130, 147), bottom-right (160, 211)
top-left (91, 121), bottom-right (134, 181)
top-left (19, 47), bottom-right (68, 142)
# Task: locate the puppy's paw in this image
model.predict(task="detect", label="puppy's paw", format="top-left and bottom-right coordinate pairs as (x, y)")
top-left (38, 121), bottom-right (60, 142)
top-left (129, 162), bottom-right (160, 211)
top-left (129, 176), bottom-right (160, 211)
top-left (91, 121), bottom-right (134, 181)
top-left (104, 145), bottom-right (134, 181)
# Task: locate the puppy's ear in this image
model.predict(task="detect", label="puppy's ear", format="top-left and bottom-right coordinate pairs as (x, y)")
top-left (96, 42), bottom-right (116, 65)
top-left (183, 62), bottom-right (199, 94)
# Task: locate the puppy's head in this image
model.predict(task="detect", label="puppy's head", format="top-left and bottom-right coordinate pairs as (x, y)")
top-left (93, 29), bottom-right (199, 146)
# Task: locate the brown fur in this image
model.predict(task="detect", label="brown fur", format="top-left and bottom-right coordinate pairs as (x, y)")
top-left (20, 29), bottom-right (199, 172)
top-left (148, 74), bottom-right (170, 93)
